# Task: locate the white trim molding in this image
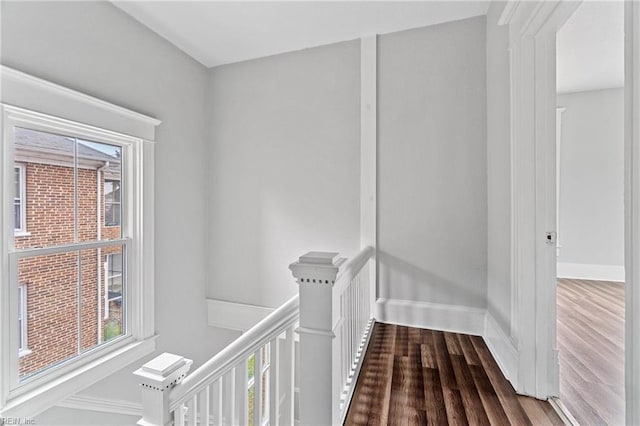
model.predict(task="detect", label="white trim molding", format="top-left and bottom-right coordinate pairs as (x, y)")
top-left (498, 0), bottom-right (581, 399)
top-left (625, 1), bottom-right (640, 425)
top-left (557, 263), bottom-right (625, 282)
top-left (375, 298), bottom-right (485, 336)
top-left (206, 298), bottom-right (274, 332)
top-left (0, 65), bottom-right (161, 141)
top-left (0, 336), bottom-right (156, 418)
top-left (57, 393), bottom-right (142, 417)
top-left (484, 312), bottom-right (519, 390)
top-left (360, 36), bottom-right (378, 317)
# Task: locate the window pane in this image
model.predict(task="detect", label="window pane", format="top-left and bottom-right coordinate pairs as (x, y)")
top-left (18, 286), bottom-right (24, 351)
top-left (104, 202), bottom-right (121, 228)
top-left (104, 181), bottom-right (121, 203)
top-left (80, 245), bottom-right (125, 352)
top-left (102, 246), bottom-right (125, 343)
top-left (14, 167), bottom-right (20, 199)
top-left (104, 178), bottom-right (122, 229)
top-left (14, 202), bottom-right (21, 231)
top-left (78, 140), bottom-right (122, 241)
top-left (14, 167), bottom-right (23, 231)
top-left (14, 127), bottom-right (76, 248)
top-left (13, 127), bottom-right (124, 246)
top-left (18, 252), bottom-right (79, 380)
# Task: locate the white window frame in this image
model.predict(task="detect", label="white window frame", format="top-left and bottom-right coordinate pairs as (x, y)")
top-left (13, 164), bottom-right (27, 236)
top-left (0, 66), bottom-right (160, 418)
top-left (17, 284), bottom-right (29, 358)
top-left (104, 179), bottom-right (121, 227)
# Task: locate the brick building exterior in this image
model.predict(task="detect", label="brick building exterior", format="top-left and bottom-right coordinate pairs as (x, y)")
top-left (14, 127), bottom-right (123, 379)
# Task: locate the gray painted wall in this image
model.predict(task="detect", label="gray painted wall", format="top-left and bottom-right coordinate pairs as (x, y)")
top-left (485, 1), bottom-right (512, 333)
top-left (1, 1), bottom-right (238, 422)
top-left (377, 16), bottom-right (488, 308)
top-left (557, 88), bottom-right (624, 268)
top-left (34, 407), bottom-right (138, 426)
top-left (207, 41), bottom-right (361, 308)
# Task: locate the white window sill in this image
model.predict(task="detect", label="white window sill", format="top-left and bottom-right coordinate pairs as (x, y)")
top-left (18, 349), bottom-right (32, 358)
top-left (0, 335), bottom-right (157, 418)
top-left (13, 231), bottom-right (31, 237)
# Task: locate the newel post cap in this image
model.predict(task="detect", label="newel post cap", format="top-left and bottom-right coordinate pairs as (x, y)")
top-left (134, 352), bottom-right (193, 391)
top-left (289, 251), bottom-right (345, 284)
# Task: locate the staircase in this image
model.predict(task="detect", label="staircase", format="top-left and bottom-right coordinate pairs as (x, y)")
top-left (134, 246), bottom-right (375, 426)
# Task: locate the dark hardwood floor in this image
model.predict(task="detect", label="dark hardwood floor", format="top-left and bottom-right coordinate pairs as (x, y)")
top-left (557, 278), bottom-right (625, 426)
top-left (344, 323), bottom-right (562, 425)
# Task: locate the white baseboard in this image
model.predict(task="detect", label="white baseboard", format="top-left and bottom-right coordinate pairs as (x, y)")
top-left (206, 298), bottom-right (274, 332)
top-left (484, 311), bottom-right (519, 390)
top-left (374, 298), bottom-right (485, 336)
top-left (557, 262), bottom-right (625, 282)
top-left (57, 394), bottom-right (142, 417)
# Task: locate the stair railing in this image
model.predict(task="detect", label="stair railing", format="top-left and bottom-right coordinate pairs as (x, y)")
top-left (135, 246), bottom-right (375, 426)
top-left (134, 296), bottom-right (298, 426)
top-left (289, 246), bottom-right (375, 425)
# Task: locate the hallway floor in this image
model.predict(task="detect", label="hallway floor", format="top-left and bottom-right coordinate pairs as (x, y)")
top-left (344, 323), bottom-right (562, 425)
top-left (557, 278), bottom-right (625, 425)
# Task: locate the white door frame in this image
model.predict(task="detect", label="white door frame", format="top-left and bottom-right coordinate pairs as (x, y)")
top-left (499, 0), bottom-right (580, 400)
top-left (501, 3), bottom-right (640, 424)
top-left (624, 2), bottom-right (640, 424)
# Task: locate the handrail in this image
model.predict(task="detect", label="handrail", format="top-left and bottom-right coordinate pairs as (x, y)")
top-left (334, 245), bottom-right (374, 294)
top-left (169, 294), bottom-right (299, 410)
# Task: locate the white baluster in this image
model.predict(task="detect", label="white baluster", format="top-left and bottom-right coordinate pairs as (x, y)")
top-left (234, 362), bottom-right (249, 425)
top-left (254, 348), bottom-right (263, 426)
top-left (175, 404), bottom-right (186, 426)
top-left (199, 385), bottom-right (210, 426)
top-left (280, 327), bottom-right (295, 425)
top-left (269, 337), bottom-right (280, 425)
top-left (134, 353), bottom-right (193, 426)
top-left (186, 396), bottom-right (196, 426)
top-left (221, 370), bottom-right (235, 425)
top-left (213, 379), bottom-right (223, 425)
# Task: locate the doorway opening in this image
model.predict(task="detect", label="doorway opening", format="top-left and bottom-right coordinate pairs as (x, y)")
top-left (555, 3), bottom-right (625, 423)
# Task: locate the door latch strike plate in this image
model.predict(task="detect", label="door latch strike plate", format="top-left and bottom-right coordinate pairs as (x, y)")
top-left (545, 231), bottom-right (557, 245)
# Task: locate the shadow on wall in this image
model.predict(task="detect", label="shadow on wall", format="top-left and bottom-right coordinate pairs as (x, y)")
top-left (377, 250), bottom-right (486, 325)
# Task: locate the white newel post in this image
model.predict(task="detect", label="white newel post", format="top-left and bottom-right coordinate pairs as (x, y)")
top-left (290, 252), bottom-right (344, 426)
top-left (134, 353), bottom-right (193, 426)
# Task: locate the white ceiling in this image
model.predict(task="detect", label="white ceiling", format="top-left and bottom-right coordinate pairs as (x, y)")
top-left (113, 1), bottom-right (489, 68)
top-left (557, 1), bottom-right (624, 94)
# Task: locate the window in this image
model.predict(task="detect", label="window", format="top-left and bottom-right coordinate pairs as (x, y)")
top-left (10, 126), bottom-right (127, 380)
top-left (18, 284), bottom-right (29, 356)
top-left (104, 179), bottom-right (121, 226)
top-left (14, 164), bottom-right (26, 234)
top-left (1, 67), bottom-right (159, 416)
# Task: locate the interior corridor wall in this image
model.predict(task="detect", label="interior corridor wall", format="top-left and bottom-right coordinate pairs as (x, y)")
top-left (485, 1), bottom-right (513, 336)
top-left (1, 2), bottom-right (238, 423)
top-left (557, 88), bottom-right (625, 280)
top-left (377, 16), bottom-right (488, 311)
top-left (206, 41), bottom-right (361, 308)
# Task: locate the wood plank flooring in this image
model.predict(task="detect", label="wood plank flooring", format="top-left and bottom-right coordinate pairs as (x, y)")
top-left (344, 323), bottom-right (562, 425)
top-left (557, 278), bottom-right (624, 426)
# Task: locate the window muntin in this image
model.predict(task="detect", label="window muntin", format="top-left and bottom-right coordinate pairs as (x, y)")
top-left (14, 164), bottom-right (26, 234)
top-left (10, 125), bottom-right (129, 382)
